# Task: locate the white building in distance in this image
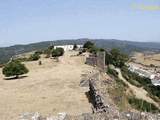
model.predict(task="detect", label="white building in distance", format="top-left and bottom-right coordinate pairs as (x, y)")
top-left (54, 45), bottom-right (83, 51)
top-left (129, 65), bottom-right (151, 78)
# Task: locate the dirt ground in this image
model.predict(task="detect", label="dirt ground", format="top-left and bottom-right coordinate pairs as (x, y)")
top-left (132, 52), bottom-right (160, 67)
top-left (0, 51), bottom-right (94, 120)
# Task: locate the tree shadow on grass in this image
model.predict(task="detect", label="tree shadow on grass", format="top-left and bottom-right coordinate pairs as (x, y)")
top-left (4, 75), bottom-right (28, 80)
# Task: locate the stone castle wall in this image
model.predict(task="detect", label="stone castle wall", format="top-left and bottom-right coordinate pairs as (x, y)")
top-left (86, 51), bottom-right (106, 71)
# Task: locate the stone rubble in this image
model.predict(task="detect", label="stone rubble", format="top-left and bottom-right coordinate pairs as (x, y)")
top-left (20, 112), bottom-right (160, 120)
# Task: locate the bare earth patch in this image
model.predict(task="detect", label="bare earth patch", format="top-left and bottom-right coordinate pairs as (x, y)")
top-left (132, 52), bottom-right (160, 67)
top-left (0, 51), bottom-right (93, 120)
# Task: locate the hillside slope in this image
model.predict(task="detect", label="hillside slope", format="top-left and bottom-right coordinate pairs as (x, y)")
top-left (0, 39), bottom-right (160, 64)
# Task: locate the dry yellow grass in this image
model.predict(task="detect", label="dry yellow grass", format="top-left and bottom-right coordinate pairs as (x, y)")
top-left (133, 52), bottom-right (160, 66)
top-left (0, 51), bottom-right (94, 120)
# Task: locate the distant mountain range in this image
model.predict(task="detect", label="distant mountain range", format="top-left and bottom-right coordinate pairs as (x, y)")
top-left (0, 39), bottom-right (160, 64)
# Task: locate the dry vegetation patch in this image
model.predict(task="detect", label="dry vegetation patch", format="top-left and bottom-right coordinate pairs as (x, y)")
top-left (132, 52), bottom-right (160, 67)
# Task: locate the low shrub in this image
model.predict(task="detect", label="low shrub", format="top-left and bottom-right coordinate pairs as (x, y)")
top-left (128, 97), bottom-right (160, 113)
top-left (28, 52), bottom-right (40, 61)
top-left (52, 48), bottom-right (64, 57)
top-left (107, 66), bottom-right (118, 78)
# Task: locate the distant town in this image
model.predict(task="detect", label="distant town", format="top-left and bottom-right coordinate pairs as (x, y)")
top-left (129, 63), bottom-right (160, 86)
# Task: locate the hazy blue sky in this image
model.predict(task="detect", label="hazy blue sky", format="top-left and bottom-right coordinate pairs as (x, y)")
top-left (0, 0), bottom-right (160, 46)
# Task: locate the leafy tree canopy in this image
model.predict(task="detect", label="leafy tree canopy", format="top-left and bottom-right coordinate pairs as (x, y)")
top-left (105, 48), bottom-right (129, 68)
top-left (29, 52), bottom-right (40, 61)
top-left (2, 60), bottom-right (29, 78)
top-left (88, 46), bottom-right (100, 54)
top-left (52, 48), bottom-right (64, 57)
top-left (83, 41), bottom-right (95, 49)
top-left (73, 44), bottom-right (78, 50)
top-left (43, 45), bottom-right (54, 58)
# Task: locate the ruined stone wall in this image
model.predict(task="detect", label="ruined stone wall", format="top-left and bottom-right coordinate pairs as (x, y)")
top-left (96, 51), bottom-right (106, 71)
top-left (86, 51), bottom-right (106, 71)
top-left (85, 57), bottom-right (97, 66)
top-left (89, 79), bottom-right (108, 113)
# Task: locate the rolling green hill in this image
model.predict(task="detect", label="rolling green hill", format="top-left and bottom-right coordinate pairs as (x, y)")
top-left (0, 39), bottom-right (160, 64)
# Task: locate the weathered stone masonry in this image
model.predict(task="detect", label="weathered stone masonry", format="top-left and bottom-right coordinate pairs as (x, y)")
top-left (89, 79), bottom-right (108, 113)
top-left (86, 51), bottom-right (106, 71)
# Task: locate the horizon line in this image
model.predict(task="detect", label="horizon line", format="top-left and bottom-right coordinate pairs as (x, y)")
top-left (1, 38), bottom-right (160, 48)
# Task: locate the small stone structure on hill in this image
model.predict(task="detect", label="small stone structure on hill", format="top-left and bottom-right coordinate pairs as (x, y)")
top-left (86, 51), bottom-right (106, 71)
top-left (54, 45), bottom-right (83, 51)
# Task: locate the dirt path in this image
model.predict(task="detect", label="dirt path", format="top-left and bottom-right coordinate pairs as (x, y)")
top-left (0, 51), bottom-right (94, 120)
top-left (115, 68), bottom-right (160, 108)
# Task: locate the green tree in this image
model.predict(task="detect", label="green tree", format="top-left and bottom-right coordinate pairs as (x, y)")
top-left (110, 48), bottom-right (129, 68)
top-left (2, 61), bottom-right (29, 78)
top-left (44, 45), bottom-right (54, 58)
top-left (83, 41), bottom-right (94, 49)
top-left (29, 52), bottom-right (40, 61)
top-left (48, 45), bottom-right (54, 51)
top-left (35, 50), bottom-right (43, 55)
top-left (52, 48), bottom-right (64, 57)
top-left (73, 44), bottom-right (78, 50)
top-left (105, 51), bottom-right (112, 65)
top-left (89, 46), bottom-right (99, 54)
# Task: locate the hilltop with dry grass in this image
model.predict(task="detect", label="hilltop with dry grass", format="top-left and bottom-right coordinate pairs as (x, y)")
top-left (132, 52), bottom-right (160, 67)
top-left (0, 45), bottom-right (160, 120)
top-left (0, 51), bottom-right (97, 120)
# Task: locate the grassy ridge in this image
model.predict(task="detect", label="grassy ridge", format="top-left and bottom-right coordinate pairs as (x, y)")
top-left (1, 39), bottom-right (160, 64)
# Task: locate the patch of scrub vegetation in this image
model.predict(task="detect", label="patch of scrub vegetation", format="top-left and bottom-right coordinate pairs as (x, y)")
top-left (73, 44), bottom-right (78, 50)
top-left (107, 66), bottom-right (129, 111)
top-left (15, 57), bottom-right (29, 62)
top-left (15, 51), bottom-right (42, 62)
top-left (128, 97), bottom-right (160, 113)
top-left (105, 48), bottom-right (129, 68)
top-left (43, 45), bottom-right (64, 58)
top-left (2, 60), bottom-right (29, 79)
top-left (52, 48), bottom-right (64, 57)
top-left (43, 45), bottom-right (54, 58)
top-left (28, 52), bottom-right (41, 61)
top-left (83, 41), bottom-right (105, 54)
top-left (15, 45), bottom-right (65, 62)
top-left (108, 84), bottom-right (128, 111)
top-left (107, 66), bottom-right (118, 78)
